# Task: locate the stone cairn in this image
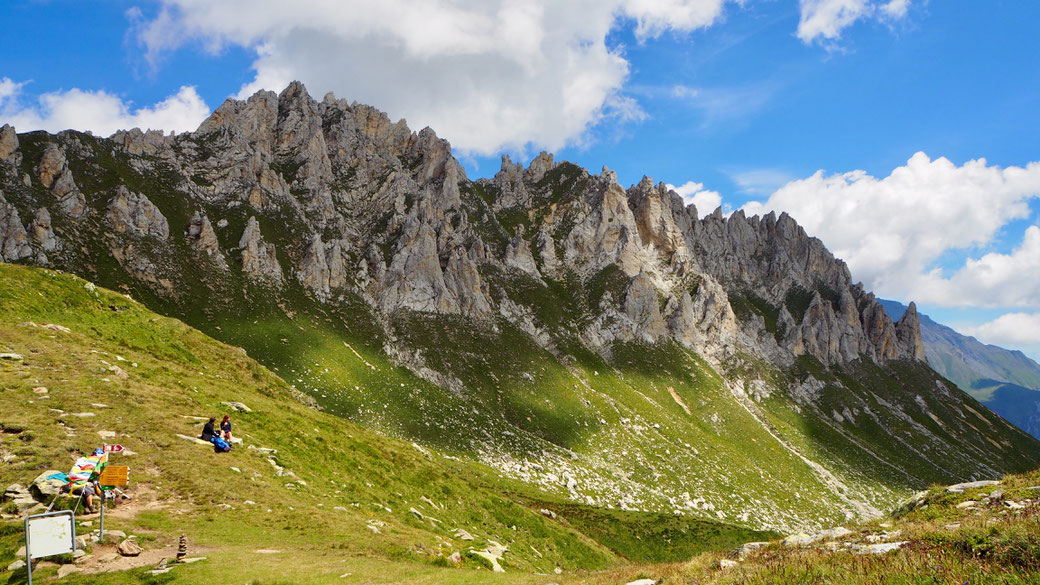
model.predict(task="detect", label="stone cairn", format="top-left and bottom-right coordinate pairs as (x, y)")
top-left (176, 534), bottom-right (187, 561)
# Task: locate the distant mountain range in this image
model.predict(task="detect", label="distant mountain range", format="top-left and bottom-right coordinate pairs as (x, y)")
top-left (881, 300), bottom-right (1040, 439)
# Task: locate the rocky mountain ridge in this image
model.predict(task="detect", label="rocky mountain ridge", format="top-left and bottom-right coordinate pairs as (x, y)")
top-left (0, 82), bottom-right (923, 371)
top-left (1, 82), bottom-right (1037, 533)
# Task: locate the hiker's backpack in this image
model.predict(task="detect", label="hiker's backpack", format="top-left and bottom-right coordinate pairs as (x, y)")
top-left (211, 436), bottom-right (231, 453)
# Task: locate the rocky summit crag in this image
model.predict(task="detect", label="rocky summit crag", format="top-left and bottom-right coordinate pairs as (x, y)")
top-left (1, 82), bottom-right (1038, 533)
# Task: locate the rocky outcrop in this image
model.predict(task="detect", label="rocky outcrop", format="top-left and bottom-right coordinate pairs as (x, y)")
top-left (187, 212), bottom-right (222, 258)
top-left (0, 124), bottom-right (17, 160)
top-left (0, 193), bottom-right (32, 262)
top-left (36, 143), bottom-right (86, 219)
top-left (239, 217), bottom-right (283, 283)
top-left (108, 187), bottom-right (169, 240)
top-left (504, 227), bottom-right (539, 276)
top-left (895, 302), bottom-right (927, 361)
top-left (623, 272), bottom-right (668, 342)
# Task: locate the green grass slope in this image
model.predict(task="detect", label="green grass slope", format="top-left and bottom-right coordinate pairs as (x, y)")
top-left (0, 264), bottom-right (771, 584)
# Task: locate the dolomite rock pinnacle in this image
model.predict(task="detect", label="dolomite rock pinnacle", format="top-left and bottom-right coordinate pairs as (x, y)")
top-left (239, 217), bottom-right (283, 283)
top-left (0, 124), bottom-right (18, 160)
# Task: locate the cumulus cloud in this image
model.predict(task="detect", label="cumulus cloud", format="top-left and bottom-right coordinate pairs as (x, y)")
top-left (0, 77), bottom-right (210, 136)
top-left (667, 181), bottom-right (723, 213)
top-left (922, 225), bottom-right (1040, 308)
top-left (135, 0), bottom-right (739, 155)
top-left (797, 0), bottom-right (910, 44)
top-left (963, 312), bottom-right (1040, 347)
top-left (741, 153), bottom-right (1040, 307)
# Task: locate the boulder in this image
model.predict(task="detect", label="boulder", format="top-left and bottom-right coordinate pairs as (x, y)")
top-left (117, 539), bottom-right (143, 557)
top-left (849, 541), bottom-right (907, 555)
top-left (30, 470), bottom-right (66, 498)
top-left (57, 564), bottom-right (80, 579)
top-left (732, 541), bottom-right (770, 559)
top-left (221, 401), bottom-right (252, 413)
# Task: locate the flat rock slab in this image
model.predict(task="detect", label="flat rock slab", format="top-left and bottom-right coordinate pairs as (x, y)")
top-left (254, 549), bottom-right (281, 554)
top-left (947, 480), bottom-right (1000, 493)
top-left (849, 541), bottom-right (907, 555)
top-left (176, 434), bottom-right (212, 446)
top-left (626, 579), bottom-right (657, 585)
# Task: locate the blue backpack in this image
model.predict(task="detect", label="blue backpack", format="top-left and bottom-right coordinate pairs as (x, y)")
top-left (211, 436), bottom-right (231, 452)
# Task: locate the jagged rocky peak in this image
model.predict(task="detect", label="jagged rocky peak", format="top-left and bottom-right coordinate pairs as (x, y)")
top-left (0, 81), bottom-right (925, 370)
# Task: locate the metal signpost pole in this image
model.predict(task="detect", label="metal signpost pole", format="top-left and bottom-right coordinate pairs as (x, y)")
top-left (24, 514), bottom-right (31, 585)
top-left (98, 490), bottom-right (105, 541)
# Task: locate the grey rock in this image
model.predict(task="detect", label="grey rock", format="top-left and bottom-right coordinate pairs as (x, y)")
top-left (31, 208), bottom-right (57, 253)
top-left (732, 541), bottom-right (770, 559)
top-left (946, 480), bottom-right (1000, 493)
top-left (0, 124), bottom-right (17, 159)
top-left (239, 217), bottom-right (283, 283)
top-left (30, 470), bottom-right (65, 498)
top-left (187, 212), bottom-right (225, 263)
top-left (7, 560), bottom-right (25, 572)
top-left (117, 538), bottom-right (143, 557)
top-left (36, 144), bottom-right (86, 218)
top-left (108, 186), bottom-right (169, 240)
top-left (0, 192), bottom-right (33, 262)
top-left (221, 401), bottom-right (252, 413)
top-left (848, 541), bottom-right (907, 555)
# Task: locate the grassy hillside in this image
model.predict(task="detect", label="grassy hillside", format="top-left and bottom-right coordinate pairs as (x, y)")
top-left (0, 263), bottom-right (771, 584)
top-left (603, 467), bottom-right (1040, 585)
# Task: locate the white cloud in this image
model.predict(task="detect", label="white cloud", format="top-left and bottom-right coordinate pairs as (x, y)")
top-left (797, 0), bottom-right (910, 44)
top-left (0, 77), bottom-right (210, 136)
top-left (963, 312), bottom-right (1040, 347)
top-left (922, 225), bottom-right (1040, 308)
top-left (741, 153), bottom-right (1040, 308)
top-left (136, 0), bottom-right (738, 155)
top-left (667, 181), bottom-right (722, 213)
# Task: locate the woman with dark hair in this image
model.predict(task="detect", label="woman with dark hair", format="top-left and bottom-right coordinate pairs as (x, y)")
top-left (220, 415), bottom-right (232, 441)
top-left (200, 417), bottom-right (217, 441)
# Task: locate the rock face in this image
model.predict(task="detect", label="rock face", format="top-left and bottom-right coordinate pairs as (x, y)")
top-left (239, 217), bottom-right (283, 283)
top-left (108, 187), bottom-right (170, 240)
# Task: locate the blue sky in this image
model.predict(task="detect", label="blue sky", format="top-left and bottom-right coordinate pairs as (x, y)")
top-left (1, 0), bottom-right (1039, 359)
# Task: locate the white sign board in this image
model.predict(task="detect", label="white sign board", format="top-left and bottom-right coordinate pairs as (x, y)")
top-left (26, 511), bottom-right (75, 559)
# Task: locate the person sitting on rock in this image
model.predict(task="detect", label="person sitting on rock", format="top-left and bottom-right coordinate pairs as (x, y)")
top-left (70, 480), bottom-right (101, 514)
top-left (220, 415), bottom-right (233, 442)
top-left (200, 417), bottom-right (217, 441)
